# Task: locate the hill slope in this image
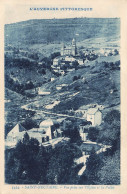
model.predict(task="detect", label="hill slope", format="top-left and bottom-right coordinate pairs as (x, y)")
top-left (5, 18), bottom-right (120, 46)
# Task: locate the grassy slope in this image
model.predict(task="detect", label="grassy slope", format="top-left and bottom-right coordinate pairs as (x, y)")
top-left (26, 55), bottom-right (120, 117)
top-left (5, 18), bottom-right (120, 47)
top-left (4, 17), bottom-right (120, 128)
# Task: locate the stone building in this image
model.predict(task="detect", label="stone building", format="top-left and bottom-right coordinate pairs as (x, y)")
top-left (86, 108), bottom-right (102, 126)
top-left (61, 38), bottom-right (77, 56)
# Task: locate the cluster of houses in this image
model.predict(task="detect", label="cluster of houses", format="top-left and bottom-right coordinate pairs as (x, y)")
top-left (78, 106), bottom-right (102, 141)
top-left (6, 105), bottom-right (103, 148)
top-left (5, 38), bottom-right (104, 149)
top-left (76, 105), bottom-right (102, 126)
top-left (98, 48), bottom-right (119, 57)
top-left (51, 39), bottom-right (85, 75)
top-left (5, 118), bottom-right (65, 148)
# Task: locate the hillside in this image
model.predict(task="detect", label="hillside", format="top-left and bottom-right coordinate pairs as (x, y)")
top-left (23, 55), bottom-right (120, 121)
top-left (5, 18), bottom-right (120, 46)
top-left (4, 17), bottom-right (120, 133)
top-left (4, 17), bottom-right (120, 185)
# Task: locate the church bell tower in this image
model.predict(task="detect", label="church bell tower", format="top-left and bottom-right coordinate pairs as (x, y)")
top-left (71, 38), bottom-right (76, 56)
top-left (61, 43), bottom-right (64, 56)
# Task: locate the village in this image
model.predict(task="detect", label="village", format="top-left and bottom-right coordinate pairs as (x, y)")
top-left (5, 38), bottom-right (120, 151)
top-left (5, 39), bottom-right (106, 160)
top-left (4, 18), bottom-right (120, 185)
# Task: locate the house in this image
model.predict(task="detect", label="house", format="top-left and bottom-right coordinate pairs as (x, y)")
top-left (75, 105), bottom-right (87, 118)
top-left (79, 128), bottom-right (88, 142)
top-left (51, 77), bottom-right (56, 82)
top-left (6, 123), bottom-right (26, 147)
top-left (27, 131), bottom-right (49, 143)
top-left (79, 124), bottom-right (90, 142)
top-left (86, 108), bottom-right (102, 126)
top-left (39, 119), bottom-right (63, 139)
top-left (53, 56), bottom-right (65, 67)
top-left (58, 70), bottom-right (65, 75)
top-left (39, 119), bottom-right (53, 139)
top-left (74, 56), bottom-right (84, 65)
top-left (67, 68), bottom-right (75, 72)
top-left (5, 124), bottom-right (49, 146)
top-left (5, 118), bottom-right (65, 148)
top-left (65, 56), bottom-right (76, 62)
top-left (53, 56), bottom-right (61, 66)
top-left (53, 129), bottom-right (63, 138)
top-left (77, 58), bottom-right (84, 65)
top-left (56, 84), bottom-right (68, 90)
top-left (38, 87), bottom-right (50, 95)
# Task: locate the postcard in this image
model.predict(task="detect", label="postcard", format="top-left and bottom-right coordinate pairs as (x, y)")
top-left (0, 0), bottom-right (127, 194)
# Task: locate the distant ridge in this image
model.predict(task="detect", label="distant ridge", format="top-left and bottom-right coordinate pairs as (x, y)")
top-left (5, 18), bottom-right (120, 46)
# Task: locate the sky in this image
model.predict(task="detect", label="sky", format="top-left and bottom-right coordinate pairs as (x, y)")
top-left (4, 1), bottom-right (122, 24)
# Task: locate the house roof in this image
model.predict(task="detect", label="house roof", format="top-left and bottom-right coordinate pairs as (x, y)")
top-left (78, 105), bottom-right (88, 110)
top-left (40, 119), bottom-right (58, 127)
top-left (87, 108), bottom-right (99, 115)
top-left (12, 123), bottom-right (26, 132)
top-left (7, 123), bottom-right (26, 137)
top-left (53, 56), bottom-right (61, 60)
top-left (28, 128), bottom-right (42, 132)
top-left (38, 87), bottom-right (50, 93)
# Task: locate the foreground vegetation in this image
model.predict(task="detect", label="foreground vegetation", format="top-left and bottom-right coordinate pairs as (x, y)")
top-left (5, 110), bottom-right (120, 185)
top-left (5, 137), bottom-right (82, 184)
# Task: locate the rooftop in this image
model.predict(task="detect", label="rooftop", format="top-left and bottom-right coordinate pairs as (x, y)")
top-left (87, 108), bottom-right (99, 115)
top-left (40, 119), bottom-right (59, 128)
top-left (7, 123), bottom-right (26, 136)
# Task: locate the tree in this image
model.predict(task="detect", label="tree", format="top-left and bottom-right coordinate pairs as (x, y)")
top-left (21, 118), bottom-right (38, 130)
top-left (50, 52), bottom-right (60, 59)
top-left (5, 136), bottom-right (48, 184)
top-left (23, 132), bottom-right (30, 144)
top-left (79, 149), bottom-right (103, 185)
top-left (104, 110), bottom-right (120, 125)
top-left (97, 150), bottom-right (120, 185)
top-left (73, 75), bottom-right (81, 81)
top-left (46, 143), bottom-right (82, 184)
top-left (64, 126), bottom-right (82, 144)
top-left (87, 127), bottom-right (99, 142)
top-left (97, 110), bottom-right (120, 147)
top-left (72, 61), bottom-right (79, 70)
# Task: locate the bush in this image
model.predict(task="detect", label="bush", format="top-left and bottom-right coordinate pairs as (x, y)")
top-left (21, 118), bottom-right (38, 130)
top-left (50, 52), bottom-right (60, 59)
top-left (87, 127), bottom-right (99, 142)
top-left (104, 110), bottom-right (120, 125)
top-left (64, 126), bottom-right (82, 144)
top-left (73, 75), bottom-right (81, 82)
top-left (5, 136), bottom-right (48, 184)
top-left (79, 149), bottom-right (103, 184)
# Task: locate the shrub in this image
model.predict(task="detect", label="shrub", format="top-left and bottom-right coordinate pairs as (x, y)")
top-left (104, 110), bottom-right (120, 125)
top-left (87, 127), bottom-right (99, 142)
top-left (21, 118), bottom-right (38, 130)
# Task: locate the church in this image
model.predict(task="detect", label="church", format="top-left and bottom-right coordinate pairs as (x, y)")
top-left (61, 38), bottom-right (77, 56)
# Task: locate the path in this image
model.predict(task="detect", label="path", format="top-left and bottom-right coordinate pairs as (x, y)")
top-left (21, 104), bottom-right (85, 120)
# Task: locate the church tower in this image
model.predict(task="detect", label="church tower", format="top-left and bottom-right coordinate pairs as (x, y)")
top-left (71, 38), bottom-right (76, 56)
top-left (61, 43), bottom-right (65, 56)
